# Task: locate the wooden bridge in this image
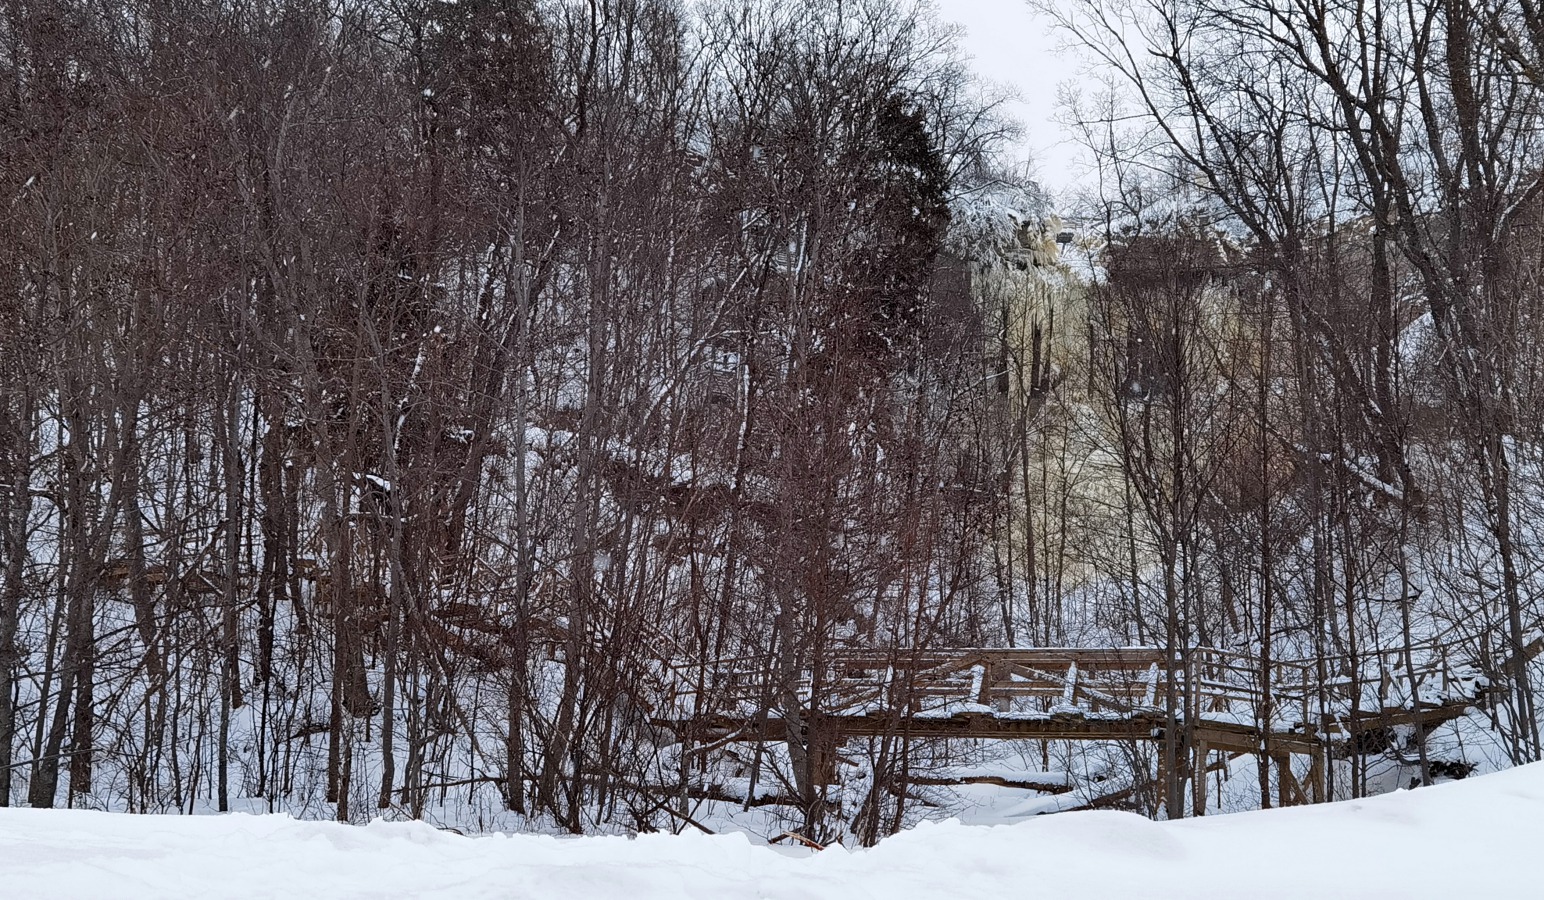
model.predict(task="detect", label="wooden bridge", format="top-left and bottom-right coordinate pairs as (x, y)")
top-left (661, 644), bottom-right (1485, 809)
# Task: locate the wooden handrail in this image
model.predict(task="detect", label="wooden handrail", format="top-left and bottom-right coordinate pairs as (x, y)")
top-left (656, 640), bottom-right (1479, 729)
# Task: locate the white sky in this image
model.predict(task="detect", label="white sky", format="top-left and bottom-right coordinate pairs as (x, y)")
top-left (942, 0), bottom-right (1083, 196)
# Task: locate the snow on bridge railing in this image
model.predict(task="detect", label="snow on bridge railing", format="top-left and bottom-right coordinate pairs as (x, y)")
top-left (655, 641), bottom-right (1482, 730)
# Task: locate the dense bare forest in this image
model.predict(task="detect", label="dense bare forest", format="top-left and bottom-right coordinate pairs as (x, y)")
top-left (1, 0), bottom-right (1543, 844)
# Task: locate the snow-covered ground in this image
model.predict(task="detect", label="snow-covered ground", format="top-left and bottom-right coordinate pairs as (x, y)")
top-left (2, 764), bottom-right (1540, 899)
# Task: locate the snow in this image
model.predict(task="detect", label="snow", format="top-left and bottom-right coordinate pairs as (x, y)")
top-left (928, 764), bottom-right (1070, 786)
top-left (4, 764), bottom-right (1543, 898)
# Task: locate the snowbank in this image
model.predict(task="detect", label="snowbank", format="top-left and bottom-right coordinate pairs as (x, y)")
top-left (3, 765), bottom-right (1541, 899)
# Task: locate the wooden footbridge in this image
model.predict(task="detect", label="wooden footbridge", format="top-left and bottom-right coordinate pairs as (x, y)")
top-left (660, 644), bottom-right (1485, 809)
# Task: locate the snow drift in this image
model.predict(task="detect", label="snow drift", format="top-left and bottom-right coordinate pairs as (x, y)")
top-left (1, 764), bottom-right (1540, 899)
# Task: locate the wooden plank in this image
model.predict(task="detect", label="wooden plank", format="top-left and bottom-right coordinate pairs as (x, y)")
top-left (667, 712), bottom-right (1167, 742)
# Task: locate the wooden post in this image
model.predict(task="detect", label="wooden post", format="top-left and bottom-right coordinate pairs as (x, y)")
top-left (810, 726), bottom-right (840, 786)
top-left (1274, 752), bottom-right (1307, 806)
top-left (988, 660), bottom-right (1010, 713)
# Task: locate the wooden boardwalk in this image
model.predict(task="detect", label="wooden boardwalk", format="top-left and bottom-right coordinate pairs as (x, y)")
top-left (662, 644), bottom-right (1483, 808)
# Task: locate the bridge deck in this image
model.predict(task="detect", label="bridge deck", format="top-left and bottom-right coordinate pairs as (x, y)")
top-left (654, 641), bottom-right (1495, 809)
top-left (661, 645), bottom-right (1478, 755)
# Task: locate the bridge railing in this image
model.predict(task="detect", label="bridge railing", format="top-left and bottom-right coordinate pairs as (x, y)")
top-left (819, 647), bottom-right (1322, 727)
top-left (1323, 640), bottom-right (1479, 722)
top-left (656, 642), bottom-right (1477, 732)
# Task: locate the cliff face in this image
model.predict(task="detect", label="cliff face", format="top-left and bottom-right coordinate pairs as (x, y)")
top-left (946, 178), bottom-right (1083, 394)
top-left (946, 181), bottom-right (1060, 274)
top-left (944, 181), bottom-right (1124, 644)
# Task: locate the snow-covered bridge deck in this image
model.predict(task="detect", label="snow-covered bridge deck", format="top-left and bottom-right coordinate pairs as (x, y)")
top-left (662, 645), bottom-right (1482, 807)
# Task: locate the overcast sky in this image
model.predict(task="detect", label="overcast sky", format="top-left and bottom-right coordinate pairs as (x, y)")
top-left (942, 0), bottom-right (1083, 195)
